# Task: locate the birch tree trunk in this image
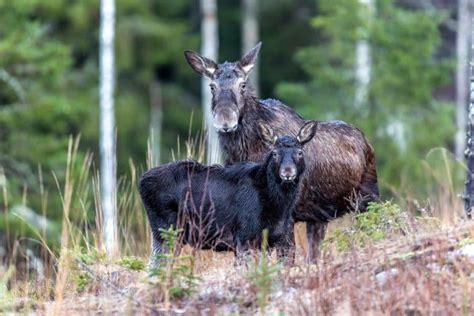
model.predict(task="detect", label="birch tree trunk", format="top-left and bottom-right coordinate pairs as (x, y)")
top-left (99, 0), bottom-right (118, 257)
top-left (149, 80), bottom-right (162, 167)
top-left (464, 15), bottom-right (474, 219)
top-left (455, 0), bottom-right (471, 160)
top-left (354, 0), bottom-right (374, 109)
top-left (201, 0), bottom-right (221, 164)
top-left (242, 0), bottom-right (259, 96)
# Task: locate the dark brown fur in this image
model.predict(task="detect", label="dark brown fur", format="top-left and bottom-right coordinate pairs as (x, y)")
top-left (222, 96), bottom-right (380, 260)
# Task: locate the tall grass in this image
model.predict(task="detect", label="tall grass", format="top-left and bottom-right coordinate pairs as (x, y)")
top-left (0, 136), bottom-right (152, 307)
top-left (0, 127), bottom-right (471, 313)
top-left (0, 123), bottom-right (207, 306)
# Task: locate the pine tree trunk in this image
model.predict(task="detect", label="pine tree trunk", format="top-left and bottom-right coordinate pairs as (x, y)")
top-left (455, 0), bottom-right (471, 160)
top-left (242, 0), bottom-right (259, 96)
top-left (464, 15), bottom-right (474, 219)
top-left (201, 0), bottom-right (221, 164)
top-left (355, 0), bottom-right (374, 109)
top-left (149, 80), bottom-right (162, 167)
top-left (99, 0), bottom-right (118, 257)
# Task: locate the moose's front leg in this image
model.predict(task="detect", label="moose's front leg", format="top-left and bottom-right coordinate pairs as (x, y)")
top-left (275, 221), bottom-right (296, 266)
top-left (233, 238), bottom-right (251, 266)
top-left (306, 221), bottom-right (327, 263)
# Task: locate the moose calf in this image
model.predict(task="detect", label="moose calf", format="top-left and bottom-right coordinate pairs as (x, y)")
top-left (139, 122), bottom-right (317, 267)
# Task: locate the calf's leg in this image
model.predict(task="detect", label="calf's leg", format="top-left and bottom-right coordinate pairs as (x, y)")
top-left (275, 221), bottom-right (296, 265)
top-left (306, 222), bottom-right (327, 263)
top-left (146, 207), bottom-right (177, 269)
top-left (233, 238), bottom-right (252, 266)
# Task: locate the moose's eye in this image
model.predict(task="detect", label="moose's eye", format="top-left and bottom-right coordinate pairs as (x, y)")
top-left (210, 84), bottom-right (216, 93)
top-left (297, 150), bottom-right (303, 157)
top-left (272, 151), bottom-right (278, 158)
top-left (240, 82), bottom-right (246, 91)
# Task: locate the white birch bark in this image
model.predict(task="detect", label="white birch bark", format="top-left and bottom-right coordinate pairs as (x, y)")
top-left (99, 0), bottom-right (118, 257)
top-left (354, 0), bottom-right (374, 109)
top-left (201, 0), bottom-right (221, 164)
top-left (242, 0), bottom-right (259, 96)
top-left (149, 81), bottom-right (162, 166)
top-left (455, 0), bottom-right (471, 160)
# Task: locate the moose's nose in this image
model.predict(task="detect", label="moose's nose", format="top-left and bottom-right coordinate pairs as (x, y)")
top-left (221, 124), bottom-right (231, 133)
top-left (280, 166), bottom-right (297, 182)
top-left (217, 122), bottom-right (237, 133)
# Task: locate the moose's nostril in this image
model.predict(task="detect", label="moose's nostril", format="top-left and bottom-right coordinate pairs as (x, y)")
top-left (280, 166), bottom-right (297, 181)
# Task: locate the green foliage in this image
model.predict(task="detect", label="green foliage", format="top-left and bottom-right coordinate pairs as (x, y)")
top-left (75, 248), bottom-right (107, 266)
top-left (247, 230), bottom-right (281, 314)
top-left (459, 238), bottom-right (474, 247)
top-left (149, 226), bottom-right (200, 301)
top-left (116, 256), bottom-right (145, 271)
top-left (277, 0), bottom-right (455, 197)
top-left (74, 272), bottom-right (92, 293)
top-left (71, 247), bottom-right (106, 293)
top-left (324, 201), bottom-right (410, 251)
top-left (0, 0), bottom-right (200, 228)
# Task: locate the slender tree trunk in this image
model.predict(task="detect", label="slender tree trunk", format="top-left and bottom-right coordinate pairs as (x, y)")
top-left (355, 0), bottom-right (374, 108)
top-left (464, 15), bottom-right (474, 219)
top-left (99, 0), bottom-right (118, 257)
top-left (354, 0), bottom-right (374, 109)
top-left (201, 0), bottom-right (221, 164)
top-left (242, 0), bottom-right (259, 96)
top-left (149, 80), bottom-right (162, 167)
top-left (455, 0), bottom-right (471, 160)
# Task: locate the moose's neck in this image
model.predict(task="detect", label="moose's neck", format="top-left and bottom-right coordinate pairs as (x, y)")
top-left (219, 94), bottom-right (273, 164)
top-left (260, 155), bottom-right (299, 216)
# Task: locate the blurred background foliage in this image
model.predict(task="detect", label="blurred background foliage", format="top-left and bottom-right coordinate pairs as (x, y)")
top-left (0, 0), bottom-right (461, 249)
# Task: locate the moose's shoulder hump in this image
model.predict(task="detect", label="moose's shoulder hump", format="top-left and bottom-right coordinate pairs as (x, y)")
top-left (260, 98), bottom-right (285, 107)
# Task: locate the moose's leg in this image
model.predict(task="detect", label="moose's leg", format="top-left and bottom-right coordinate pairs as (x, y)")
top-left (356, 175), bottom-right (380, 213)
top-left (357, 151), bottom-right (380, 212)
top-left (146, 207), bottom-right (176, 269)
top-left (306, 222), bottom-right (327, 263)
top-left (147, 212), bottom-right (165, 269)
top-left (233, 238), bottom-right (251, 266)
top-left (275, 221), bottom-right (296, 266)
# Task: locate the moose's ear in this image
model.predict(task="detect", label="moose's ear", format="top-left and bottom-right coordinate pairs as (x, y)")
top-left (297, 121), bottom-right (317, 145)
top-left (238, 42), bottom-right (262, 74)
top-left (258, 122), bottom-right (277, 145)
top-left (184, 50), bottom-right (218, 78)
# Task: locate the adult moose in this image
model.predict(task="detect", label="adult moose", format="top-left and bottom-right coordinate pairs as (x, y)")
top-left (184, 42), bottom-right (380, 261)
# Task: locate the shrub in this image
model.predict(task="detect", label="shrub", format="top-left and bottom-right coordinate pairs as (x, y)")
top-left (324, 201), bottom-right (411, 251)
top-left (116, 256), bottom-right (145, 271)
top-left (148, 226), bottom-right (200, 307)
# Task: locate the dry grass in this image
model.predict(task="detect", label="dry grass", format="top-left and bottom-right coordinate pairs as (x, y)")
top-left (7, 219), bottom-right (470, 315)
top-left (2, 140), bottom-right (473, 315)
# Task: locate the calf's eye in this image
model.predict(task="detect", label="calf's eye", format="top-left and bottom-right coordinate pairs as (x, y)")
top-left (272, 151), bottom-right (278, 158)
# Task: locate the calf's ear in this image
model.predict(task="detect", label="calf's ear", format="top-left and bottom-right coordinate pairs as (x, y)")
top-left (238, 42), bottom-right (262, 75)
top-left (297, 121), bottom-right (317, 145)
top-left (184, 50), bottom-right (217, 79)
top-left (258, 122), bottom-right (277, 145)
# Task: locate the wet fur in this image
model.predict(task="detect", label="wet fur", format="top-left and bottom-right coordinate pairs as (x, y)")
top-left (185, 43), bottom-right (380, 261)
top-left (219, 93), bottom-right (379, 260)
top-left (139, 145), bottom-right (304, 266)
